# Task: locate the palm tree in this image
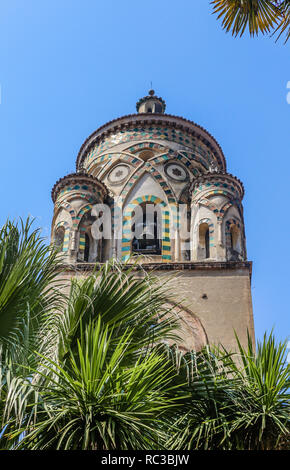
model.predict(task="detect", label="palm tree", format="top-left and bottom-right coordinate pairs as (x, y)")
top-left (223, 331), bottom-right (290, 449)
top-left (167, 332), bottom-right (290, 450)
top-left (0, 218), bottom-right (63, 348)
top-left (0, 218), bottom-right (64, 449)
top-left (1, 219), bottom-right (289, 450)
top-left (212, 1), bottom-right (290, 42)
top-left (0, 218), bottom-right (63, 446)
top-left (0, 221), bottom-right (185, 449)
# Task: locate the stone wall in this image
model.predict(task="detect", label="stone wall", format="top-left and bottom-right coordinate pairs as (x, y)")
top-left (57, 261), bottom-right (255, 353)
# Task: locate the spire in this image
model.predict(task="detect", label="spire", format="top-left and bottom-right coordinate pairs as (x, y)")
top-left (136, 90), bottom-right (166, 114)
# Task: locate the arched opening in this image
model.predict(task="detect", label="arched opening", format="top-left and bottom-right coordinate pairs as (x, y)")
top-left (226, 219), bottom-right (243, 261)
top-left (78, 211), bottom-right (102, 263)
top-left (54, 227), bottom-right (65, 251)
top-left (230, 224), bottom-right (240, 251)
top-left (154, 103), bottom-right (162, 113)
top-left (198, 223), bottom-right (210, 260)
top-left (132, 202), bottom-right (161, 255)
top-left (205, 228), bottom-right (210, 258)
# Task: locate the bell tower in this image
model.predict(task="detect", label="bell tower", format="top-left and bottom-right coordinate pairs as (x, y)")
top-left (50, 90), bottom-right (255, 353)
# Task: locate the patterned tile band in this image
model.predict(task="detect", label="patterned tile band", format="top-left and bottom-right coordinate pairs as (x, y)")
top-left (84, 127), bottom-right (218, 168)
top-left (86, 145), bottom-right (209, 175)
top-left (121, 195), bottom-right (171, 262)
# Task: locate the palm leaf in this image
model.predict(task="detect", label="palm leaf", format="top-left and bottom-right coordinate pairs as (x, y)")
top-left (14, 318), bottom-right (184, 450)
top-left (211, 0), bottom-right (288, 40)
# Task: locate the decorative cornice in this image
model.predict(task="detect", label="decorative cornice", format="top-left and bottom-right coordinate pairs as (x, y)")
top-left (56, 260), bottom-right (252, 278)
top-left (51, 172), bottom-right (108, 203)
top-left (75, 113), bottom-right (227, 172)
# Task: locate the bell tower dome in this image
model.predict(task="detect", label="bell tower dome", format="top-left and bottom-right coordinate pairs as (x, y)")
top-left (136, 89), bottom-right (166, 114)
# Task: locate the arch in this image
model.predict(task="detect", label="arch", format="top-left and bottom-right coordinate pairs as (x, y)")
top-left (120, 164), bottom-right (177, 205)
top-left (123, 141), bottom-right (170, 155)
top-left (131, 201), bottom-right (162, 255)
top-left (164, 301), bottom-right (208, 352)
top-left (75, 204), bottom-right (94, 228)
top-left (54, 226), bottom-right (65, 251)
top-left (225, 218), bottom-right (243, 259)
top-left (54, 185), bottom-right (101, 203)
top-left (197, 198), bottom-right (222, 222)
top-left (54, 221), bottom-right (70, 252)
top-left (197, 218), bottom-right (214, 260)
top-left (199, 223), bottom-right (210, 259)
top-left (79, 226), bottom-right (94, 262)
top-left (195, 197), bottom-right (242, 224)
top-left (87, 151), bottom-right (143, 175)
top-left (179, 150), bottom-right (209, 171)
top-left (122, 195), bottom-right (171, 262)
top-left (78, 211), bottom-right (101, 262)
top-left (193, 185), bottom-right (240, 204)
top-left (54, 200), bottom-right (76, 226)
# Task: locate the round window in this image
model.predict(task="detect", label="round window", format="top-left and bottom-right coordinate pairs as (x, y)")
top-left (164, 163), bottom-right (188, 182)
top-left (107, 164), bottom-right (131, 185)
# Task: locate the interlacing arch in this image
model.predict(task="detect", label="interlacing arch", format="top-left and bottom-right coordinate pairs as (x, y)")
top-left (75, 203), bottom-right (94, 228)
top-left (198, 198), bottom-right (223, 222)
top-left (149, 150), bottom-right (201, 177)
top-left (123, 141), bottom-right (170, 155)
top-left (86, 142), bottom-right (171, 175)
top-left (54, 201), bottom-right (76, 227)
top-left (121, 195), bottom-right (172, 262)
top-left (193, 182), bottom-right (240, 202)
top-left (179, 150), bottom-right (209, 171)
top-left (55, 190), bottom-right (100, 227)
top-left (197, 196), bottom-right (241, 223)
top-left (120, 163), bottom-right (177, 205)
top-left (98, 155), bottom-right (142, 180)
top-left (87, 151), bottom-right (143, 176)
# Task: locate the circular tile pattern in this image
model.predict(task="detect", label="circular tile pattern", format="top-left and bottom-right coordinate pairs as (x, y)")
top-left (164, 163), bottom-right (188, 182)
top-left (107, 164), bottom-right (130, 185)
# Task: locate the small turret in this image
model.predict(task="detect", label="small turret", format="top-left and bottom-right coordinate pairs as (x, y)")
top-left (51, 172), bottom-right (108, 263)
top-left (136, 89), bottom-right (166, 114)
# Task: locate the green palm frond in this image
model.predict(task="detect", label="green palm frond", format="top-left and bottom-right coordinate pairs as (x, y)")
top-left (165, 333), bottom-right (290, 450)
top-left (0, 218), bottom-right (64, 351)
top-left (14, 317), bottom-right (184, 450)
top-left (1, 219), bottom-right (289, 450)
top-left (57, 258), bottom-right (181, 365)
top-left (226, 331), bottom-right (290, 449)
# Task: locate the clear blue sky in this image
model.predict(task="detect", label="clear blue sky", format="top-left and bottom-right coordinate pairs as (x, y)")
top-left (0, 1), bottom-right (289, 344)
